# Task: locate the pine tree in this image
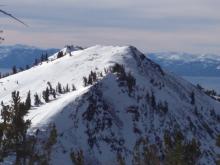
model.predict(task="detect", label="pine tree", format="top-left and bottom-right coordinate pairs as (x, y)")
top-left (83, 77), bottom-right (88, 87)
top-left (42, 88), bottom-right (50, 103)
top-left (117, 153), bottom-right (126, 165)
top-left (12, 65), bottom-right (17, 74)
top-left (0, 100), bottom-right (13, 161)
top-left (47, 82), bottom-right (53, 93)
top-left (72, 84), bottom-right (76, 91)
top-left (33, 59), bottom-right (38, 66)
top-left (41, 53), bottom-right (44, 62)
top-left (52, 89), bottom-right (56, 99)
top-left (164, 131), bottom-right (201, 165)
top-left (87, 75), bottom-right (93, 85)
top-left (19, 67), bottom-right (24, 72)
top-left (190, 91), bottom-right (195, 105)
top-left (216, 135), bottom-right (220, 147)
top-left (151, 92), bottom-right (156, 109)
top-left (216, 135), bottom-right (220, 164)
top-left (25, 91), bottom-right (31, 110)
top-left (126, 72), bottom-right (136, 95)
top-left (56, 82), bottom-right (62, 94)
top-left (65, 84), bottom-right (70, 93)
top-left (70, 150), bottom-right (84, 165)
top-left (1, 101), bottom-right (11, 125)
top-left (45, 124), bottom-right (57, 162)
top-left (10, 91), bottom-right (31, 164)
top-left (26, 65), bottom-right (30, 70)
top-left (34, 93), bottom-right (41, 106)
top-left (45, 52), bottom-right (48, 61)
top-left (57, 51), bottom-right (64, 58)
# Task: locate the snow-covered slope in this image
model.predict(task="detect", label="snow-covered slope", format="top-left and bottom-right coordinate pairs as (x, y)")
top-left (148, 52), bottom-right (220, 77)
top-left (0, 46), bottom-right (220, 164)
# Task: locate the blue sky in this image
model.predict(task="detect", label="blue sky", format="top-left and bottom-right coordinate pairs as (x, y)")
top-left (1, 0), bottom-right (220, 53)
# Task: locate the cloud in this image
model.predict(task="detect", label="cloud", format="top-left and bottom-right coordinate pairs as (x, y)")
top-left (1, 0), bottom-right (220, 53)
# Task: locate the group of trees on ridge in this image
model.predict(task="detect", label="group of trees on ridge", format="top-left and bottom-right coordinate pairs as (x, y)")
top-left (0, 45), bottom-right (74, 80)
top-left (0, 80), bottom-right (75, 164)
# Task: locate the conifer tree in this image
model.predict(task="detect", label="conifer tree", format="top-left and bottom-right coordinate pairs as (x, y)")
top-left (45, 52), bottom-right (48, 61)
top-left (151, 92), bottom-right (156, 109)
top-left (10, 91), bottom-right (31, 164)
top-left (1, 101), bottom-right (11, 125)
top-left (70, 150), bottom-right (84, 165)
top-left (72, 84), bottom-right (76, 91)
top-left (34, 93), bottom-right (41, 106)
top-left (45, 124), bottom-right (57, 162)
top-left (190, 91), bottom-right (195, 105)
top-left (47, 82), bottom-right (53, 94)
top-left (41, 53), bottom-right (45, 62)
top-left (42, 88), bottom-right (50, 103)
top-left (126, 72), bottom-right (136, 94)
top-left (83, 77), bottom-right (88, 87)
top-left (52, 89), bottom-right (56, 99)
top-left (33, 59), bottom-right (38, 66)
top-left (65, 84), bottom-right (70, 93)
top-left (117, 153), bottom-right (126, 165)
top-left (12, 65), bottom-right (17, 74)
top-left (26, 65), bottom-right (30, 70)
top-left (87, 75), bottom-right (93, 85)
top-left (216, 134), bottom-right (220, 147)
top-left (56, 82), bottom-right (62, 94)
top-left (25, 91), bottom-right (31, 110)
top-left (57, 51), bottom-right (64, 58)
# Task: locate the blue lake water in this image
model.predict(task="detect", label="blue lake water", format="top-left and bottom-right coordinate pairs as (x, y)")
top-left (183, 76), bottom-right (220, 93)
top-left (0, 68), bottom-right (10, 74)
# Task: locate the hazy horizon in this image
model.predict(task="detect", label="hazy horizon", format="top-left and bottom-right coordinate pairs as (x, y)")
top-left (1, 0), bottom-right (220, 54)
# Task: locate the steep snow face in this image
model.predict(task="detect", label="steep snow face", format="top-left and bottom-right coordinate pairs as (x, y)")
top-left (0, 45), bottom-right (220, 165)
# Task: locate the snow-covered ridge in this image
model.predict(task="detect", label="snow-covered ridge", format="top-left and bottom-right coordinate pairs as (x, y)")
top-left (0, 45), bottom-right (220, 164)
top-left (48, 45), bottom-right (83, 60)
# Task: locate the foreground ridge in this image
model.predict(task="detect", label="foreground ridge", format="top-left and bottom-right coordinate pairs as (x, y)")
top-left (0, 45), bottom-right (219, 165)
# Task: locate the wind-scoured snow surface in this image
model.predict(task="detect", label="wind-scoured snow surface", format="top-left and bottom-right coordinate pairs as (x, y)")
top-left (0, 46), bottom-right (220, 164)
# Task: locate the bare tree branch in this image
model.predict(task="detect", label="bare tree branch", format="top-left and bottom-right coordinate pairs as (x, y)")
top-left (0, 9), bottom-right (28, 27)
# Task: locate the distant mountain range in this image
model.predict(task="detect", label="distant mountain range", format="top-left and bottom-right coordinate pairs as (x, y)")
top-left (0, 44), bottom-right (59, 69)
top-left (148, 52), bottom-right (220, 77)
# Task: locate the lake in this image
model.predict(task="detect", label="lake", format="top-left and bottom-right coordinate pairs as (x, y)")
top-left (183, 76), bottom-right (220, 93)
top-left (0, 68), bottom-right (10, 74)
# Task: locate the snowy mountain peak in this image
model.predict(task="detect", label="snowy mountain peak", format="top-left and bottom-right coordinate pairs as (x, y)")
top-left (49, 45), bottom-right (83, 60)
top-left (0, 45), bottom-right (220, 165)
